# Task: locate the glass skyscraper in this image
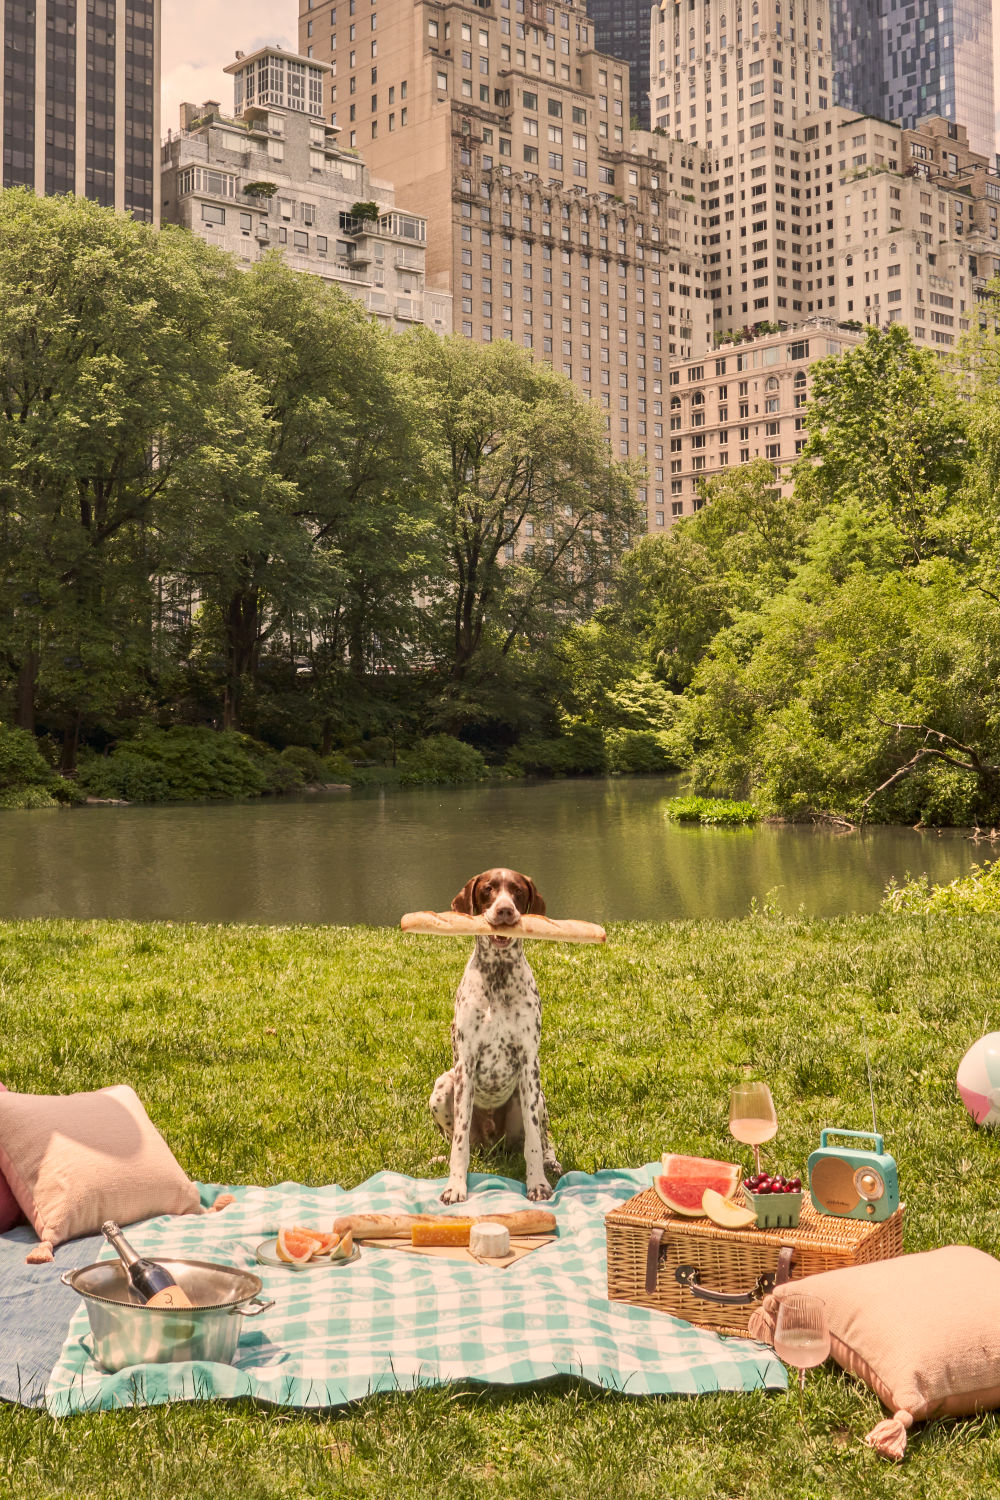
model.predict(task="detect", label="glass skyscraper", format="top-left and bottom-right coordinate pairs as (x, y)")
top-left (1, 0), bottom-right (160, 221)
top-left (831, 0), bottom-right (995, 160)
top-left (587, 0), bottom-right (651, 130)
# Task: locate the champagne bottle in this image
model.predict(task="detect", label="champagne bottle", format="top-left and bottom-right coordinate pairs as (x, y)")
top-left (101, 1221), bottom-right (193, 1308)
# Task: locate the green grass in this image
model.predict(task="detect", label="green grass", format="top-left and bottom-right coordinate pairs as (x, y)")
top-left (3, 915), bottom-right (1000, 1499)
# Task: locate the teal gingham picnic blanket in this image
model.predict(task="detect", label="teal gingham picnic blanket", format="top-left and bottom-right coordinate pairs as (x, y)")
top-left (46, 1165), bottom-right (785, 1414)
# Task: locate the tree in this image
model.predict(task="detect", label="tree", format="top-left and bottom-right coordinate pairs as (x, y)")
top-left (0, 191), bottom-right (273, 764)
top-left (182, 256), bottom-right (437, 732)
top-left (609, 459), bottom-right (811, 690)
top-left (796, 323), bottom-right (967, 565)
top-left (409, 335), bottom-right (644, 687)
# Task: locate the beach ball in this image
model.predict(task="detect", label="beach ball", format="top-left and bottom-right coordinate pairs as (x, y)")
top-left (957, 1033), bottom-right (1000, 1127)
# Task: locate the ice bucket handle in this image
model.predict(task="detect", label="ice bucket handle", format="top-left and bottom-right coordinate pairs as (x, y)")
top-left (673, 1246), bottom-right (795, 1306)
top-left (233, 1295), bottom-right (274, 1318)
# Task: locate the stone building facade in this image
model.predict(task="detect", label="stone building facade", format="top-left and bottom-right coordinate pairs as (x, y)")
top-left (301, 0), bottom-right (721, 524)
top-left (160, 46), bottom-right (452, 336)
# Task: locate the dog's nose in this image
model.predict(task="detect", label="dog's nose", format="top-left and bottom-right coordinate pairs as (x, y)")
top-left (489, 902), bottom-right (520, 926)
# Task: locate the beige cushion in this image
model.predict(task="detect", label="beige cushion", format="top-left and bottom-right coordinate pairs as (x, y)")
top-left (0, 1085), bottom-right (200, 1258)
top-left (748, 1247), bottom-right (1000, 1457)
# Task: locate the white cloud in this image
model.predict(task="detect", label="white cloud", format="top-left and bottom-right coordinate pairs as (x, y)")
top-left (161, 0), bottom-right (297, 135)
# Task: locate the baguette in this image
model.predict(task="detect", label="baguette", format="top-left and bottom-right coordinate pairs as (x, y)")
top-left (331, 1209), bottom-right (557, 1240)
top-left (400, 910), bottom-right (606, 944)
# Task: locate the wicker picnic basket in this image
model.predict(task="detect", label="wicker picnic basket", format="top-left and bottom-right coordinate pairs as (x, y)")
top-left (606, 1187), bottom-right (904, 1337)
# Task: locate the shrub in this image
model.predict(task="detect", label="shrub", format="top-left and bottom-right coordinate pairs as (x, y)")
top-left (279, 745), bottom-right (325, 783)
top-left (76, 728), bottom-right (283, 803)
top-left (884, 861), bottom-right (1000, 914)
top-left (664, 795), bottom-right (761, 826)
top-left (606, 729), bottom-right (674, 775)
top-left (0, 783), bottom-right (57, 809)
top-left (322, 752), bottom-right (355, 782)
top-left (0, 725), bottom-right (55, 793)
top-left (506, 722), bottom-right (607, 778)
top-left (0, 724), bottom-right (76, 809)
top-left (398, 734), bottom-right (487, 786)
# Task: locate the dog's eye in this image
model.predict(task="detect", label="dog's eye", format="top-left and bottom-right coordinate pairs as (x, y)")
top-left (481, 884), bottom-right (492, 895)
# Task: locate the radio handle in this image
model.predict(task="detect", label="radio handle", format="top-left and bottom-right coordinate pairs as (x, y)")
top-left (819, 1128), bottom-right (885, 1154)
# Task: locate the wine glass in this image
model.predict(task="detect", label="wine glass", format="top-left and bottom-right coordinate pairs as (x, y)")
top-left (729, 1082), bottom-right (777, 1177)
top-left (773, 1294), bottom-right (831, 1415)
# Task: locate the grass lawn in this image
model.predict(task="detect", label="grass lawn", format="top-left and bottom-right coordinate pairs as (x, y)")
top-left (2, 913), bottom-right (1000, 1499)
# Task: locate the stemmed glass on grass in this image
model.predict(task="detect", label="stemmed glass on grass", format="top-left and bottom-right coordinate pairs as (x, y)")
top-left (728, 1082), bottom-right (778, 1178)
top-left (773, 1294), bottom-right (831, 1415)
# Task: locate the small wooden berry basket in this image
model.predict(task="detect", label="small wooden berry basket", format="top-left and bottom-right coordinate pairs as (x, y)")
top-left (605, 1187), bottom-right (904, 1337)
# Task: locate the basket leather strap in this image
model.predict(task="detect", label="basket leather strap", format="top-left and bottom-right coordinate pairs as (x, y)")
top-left (775, 1245), bottom-right (795, 1287)
top-left (645, 1225), bottom-right (667, 1293)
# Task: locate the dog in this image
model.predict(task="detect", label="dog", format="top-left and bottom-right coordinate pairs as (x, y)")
top-left (429, 868), bottom-right (562, 1204)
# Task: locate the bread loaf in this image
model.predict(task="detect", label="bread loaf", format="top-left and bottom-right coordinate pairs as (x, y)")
top-left (400, 910), bottom-right (606, 944)
top-left (332, 1208), bottom-right (556, 1240)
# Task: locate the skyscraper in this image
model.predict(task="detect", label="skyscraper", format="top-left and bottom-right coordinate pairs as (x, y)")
top-left (829, 0), bottom-right (995, 161)
top-left (0, 0), bottom-right (160, 222)
top-left (587, 0), bottom-right (652, 129)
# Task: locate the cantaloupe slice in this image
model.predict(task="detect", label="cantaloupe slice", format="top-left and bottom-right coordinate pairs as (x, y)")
top-left (701, 1188), bottom-right (757, 1228)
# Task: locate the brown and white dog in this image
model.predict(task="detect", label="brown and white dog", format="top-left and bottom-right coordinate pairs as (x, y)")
top-left (429, 868), bottom-right (562, 1204)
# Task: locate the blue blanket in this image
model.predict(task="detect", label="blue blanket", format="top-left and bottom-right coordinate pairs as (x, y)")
top-left (1, 1167), bottom-right (785, 1414)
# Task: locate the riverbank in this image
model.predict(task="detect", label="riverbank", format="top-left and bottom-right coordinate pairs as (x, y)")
top-left (3, 914), bottom-right (1000, 1498)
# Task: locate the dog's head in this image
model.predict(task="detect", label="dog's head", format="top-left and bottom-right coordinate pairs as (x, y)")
top-left (451, 868), bottom-right (546, 952)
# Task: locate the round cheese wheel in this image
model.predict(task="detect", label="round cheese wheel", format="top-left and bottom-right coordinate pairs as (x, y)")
top-left (469, 1222), bottom-right (510, 1258)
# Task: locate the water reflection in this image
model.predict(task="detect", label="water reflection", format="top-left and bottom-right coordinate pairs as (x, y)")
top-left (0, 778), bottom-right (980, 925)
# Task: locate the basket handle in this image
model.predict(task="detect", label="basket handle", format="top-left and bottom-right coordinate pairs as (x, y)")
top-left (672, 1245), bottom-right (796, 1306)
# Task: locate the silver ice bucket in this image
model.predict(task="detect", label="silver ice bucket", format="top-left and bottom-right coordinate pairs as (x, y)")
top-left (61, 1257), bottom-right (273, 1373)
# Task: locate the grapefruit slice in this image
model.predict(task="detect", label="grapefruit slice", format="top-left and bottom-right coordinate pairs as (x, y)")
top-left (308, 1232), bottom-right (343, 1258)
top-left (276, 1226), bottom-right (325, 1264)
top-left (330, 1228), bottom-right (354, 1261)
top-left (702, 1187), bottom-right (756, 1228)
top-left (654, 1154), bottom-right (742, 1216)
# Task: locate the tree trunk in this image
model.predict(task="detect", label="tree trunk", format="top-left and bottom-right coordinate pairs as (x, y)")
top-left (60, 712), bottom-right (81, 775)
top-left (15, 651), bottom-right (37, 734)
top-left (223, 586), bottom-right (262, 733)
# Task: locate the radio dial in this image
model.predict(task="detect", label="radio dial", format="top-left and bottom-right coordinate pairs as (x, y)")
top-left (854, 1167), bottom-right (884, 1201)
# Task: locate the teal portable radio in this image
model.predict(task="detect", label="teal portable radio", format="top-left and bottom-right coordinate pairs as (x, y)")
top-left (808, 1129), bottom-right (900, 1221)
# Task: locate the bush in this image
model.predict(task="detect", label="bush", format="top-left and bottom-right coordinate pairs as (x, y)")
top-left (506, 722), bottom-right (607, 778)
top-left (884, 861), bottom-right (1000, 914)
top-left (0, 724), bottom-right (55, 792)
top-left (322, 752), bottom-right (355, 782)
top-left (279, 745), bottom-right (325, 784)
top-left (0, 783), bottom-right (57, 809)
top-left (0, 724), bottom-right (76, 809)
top-left (664, 795), bottom-right (761, 826)
top-left (398, 734), bottom-right (487, 786)
top-left (76, 728), bottom-right (288, 803)
top-left (606, 729), bottom-right (674, 775)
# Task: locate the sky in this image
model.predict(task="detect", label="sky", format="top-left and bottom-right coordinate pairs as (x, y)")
top-left (161, 0), bottom-right (296, 134)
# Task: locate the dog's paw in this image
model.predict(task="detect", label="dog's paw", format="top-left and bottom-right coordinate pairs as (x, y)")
top-left (440, 1185), bottom-right (468, 1205)
top-left (527, 1181), bottom-right (554, 1202)
top-left (545, 1158), bottom-right (564, 1178)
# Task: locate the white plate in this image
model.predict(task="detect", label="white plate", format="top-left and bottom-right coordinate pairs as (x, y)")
top-left (255, 1239), bottom-right (361, 1271)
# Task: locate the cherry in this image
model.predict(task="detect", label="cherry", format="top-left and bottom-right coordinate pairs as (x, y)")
top-left (783, 1183), bottom-right (796, 1193)
top-left (790, 1178), bottom-right (802, 1192)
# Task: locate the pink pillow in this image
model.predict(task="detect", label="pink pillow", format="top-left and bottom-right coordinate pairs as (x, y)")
top-left (0, 1083), bottom-right (25, 1232)
top-left (0, 1084), bottom-right (201, 1261)
top-left (748, 1246), bottom-right (1000, 1459)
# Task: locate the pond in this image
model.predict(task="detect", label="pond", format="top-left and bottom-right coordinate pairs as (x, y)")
top-left (0, 778), bottom-right (982, 925)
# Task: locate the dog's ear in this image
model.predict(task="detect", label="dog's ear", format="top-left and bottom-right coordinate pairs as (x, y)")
top-left (451, 876), bottom-right (480, 914)
top-left (524, 877), bottom-right (546, 916)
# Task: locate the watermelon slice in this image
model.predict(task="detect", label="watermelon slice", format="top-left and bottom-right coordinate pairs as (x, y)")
top-left (654, 1154), bottom-right (742, 1217)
